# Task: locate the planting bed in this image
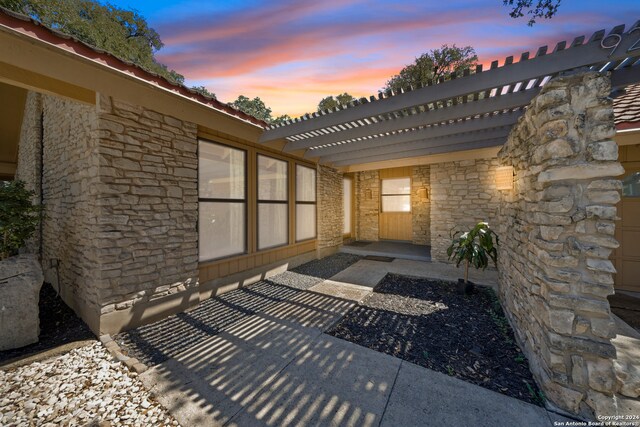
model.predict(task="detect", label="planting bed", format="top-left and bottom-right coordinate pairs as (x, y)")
top-left (0, 283), bottom-right (94, 365)
top-left (327, 273), bottom-right (544, 405)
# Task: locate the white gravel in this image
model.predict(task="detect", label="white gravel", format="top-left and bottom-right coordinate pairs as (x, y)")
top-left (0, 342), bottom-right (179, 426)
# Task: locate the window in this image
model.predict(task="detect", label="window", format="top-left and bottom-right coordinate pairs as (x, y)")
top-left (296, 165), bottom-right (316, 241)
top-left (198, 141), bottom-right (246, 261)
top-left (623, 172), bottom-right (640, 197)
top-left (343, 177), bottom-right (352, 235)
top-left (381, 177), bottom-right (411, 212)
top-left (258, 155), bottom-right (288, 249)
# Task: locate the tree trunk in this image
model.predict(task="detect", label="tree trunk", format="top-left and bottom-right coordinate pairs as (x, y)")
top-left (464, 259), bottom-right (469, 284)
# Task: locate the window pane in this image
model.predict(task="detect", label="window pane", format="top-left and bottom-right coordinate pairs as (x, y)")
top-left (258, 203), bottom-right (288, 249)
top-left (296, 204), bottom-right (316, 241)
top-left (199, 202), bottom-right (245, 261)
top-left (296, 165), bottom-right (316, 202)
top-left (343, 178), bottom-right (352, 234)
top-left (258, 155), bottom-right (288, 201)
top-left (199, 141), bottom-right (245, 199)
top-left (382, 195), bottom-right (411, 212)
top-left (623, 172), bottom-right (640, 197)
top-left (382, 178), bottom-right (410, 195)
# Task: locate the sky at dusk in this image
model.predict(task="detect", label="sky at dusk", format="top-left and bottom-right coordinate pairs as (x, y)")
top-left (109, 0), bottom-right (639, 117)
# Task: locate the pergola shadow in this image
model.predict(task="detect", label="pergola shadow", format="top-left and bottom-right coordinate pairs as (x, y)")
top-left (139, 288), bottom-right (399, 427)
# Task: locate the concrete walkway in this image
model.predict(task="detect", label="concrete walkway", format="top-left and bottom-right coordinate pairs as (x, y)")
top-left (340, 241), bottom-right (431, 262)
top-left (140, 262), bottom-right (557, 427)
top-left (329, 258), bottom-right (499, 289)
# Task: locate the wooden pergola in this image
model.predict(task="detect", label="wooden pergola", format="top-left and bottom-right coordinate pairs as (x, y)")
top-left (259, 22), bottom-right (640, 168)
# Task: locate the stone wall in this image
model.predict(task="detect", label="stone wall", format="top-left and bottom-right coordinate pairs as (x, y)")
top-left (14, 92), bottom-right (43, 255)
top-left (317, 165), bottom-right (343, 255)
top-left (430, 159), bottom-right (502, 261)
top-left (497, 71), bottom-right (633, 418)
top-left (16, 92), bottom-right (103, 330)
top-left (356, 170), bottom-right (380, 241)
top-left (411, 165), bottom-right (431, 245)
top-left (95, 94), bottom-right (199, 332)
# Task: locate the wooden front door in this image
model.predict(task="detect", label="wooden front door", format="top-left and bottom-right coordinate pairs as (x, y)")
top-left (379, 167), bottom-right (412, 241)
top-left (613, 144), bottom-right (640, 292)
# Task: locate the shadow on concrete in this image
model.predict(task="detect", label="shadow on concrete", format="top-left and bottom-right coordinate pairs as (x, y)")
top-left (139, 289), bottom-right (395, 427)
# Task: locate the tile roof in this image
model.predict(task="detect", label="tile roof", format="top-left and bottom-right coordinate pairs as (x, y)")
top-left (0, 7), bottom-right (267, 128)
top-left (614, 83), bottom-right (640, 131)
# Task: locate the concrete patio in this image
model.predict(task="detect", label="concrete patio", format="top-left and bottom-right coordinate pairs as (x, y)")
top-left (139, 260), bottom-right (563, 427)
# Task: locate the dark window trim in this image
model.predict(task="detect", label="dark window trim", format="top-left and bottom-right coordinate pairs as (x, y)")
top-left (197, 139), bottom-right (249, 262)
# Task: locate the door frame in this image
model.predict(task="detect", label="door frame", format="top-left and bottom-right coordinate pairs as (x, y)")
top-left (343, 174), bottom-right (355, 241)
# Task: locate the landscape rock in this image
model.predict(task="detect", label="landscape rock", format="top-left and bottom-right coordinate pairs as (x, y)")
top-left (0, 254), bottom-right (44, 351)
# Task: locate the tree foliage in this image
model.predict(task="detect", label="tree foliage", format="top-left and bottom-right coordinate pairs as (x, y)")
top-left (230, 95), bottom-right (289, 124)
top-left (190, 85), bottom-right (217, 99)
top-left (502, 0), bottom-right (561, 26)
top-left (0, 180), bottom-right (42, 260)
top-left (385, 45), bottom-right (477, 93)
top-left (1, 0), bottom-right (186, 84)
top-left (446, 222), bottom-right (499, 284)
top-left (317, 93), bottom-right (355, 112)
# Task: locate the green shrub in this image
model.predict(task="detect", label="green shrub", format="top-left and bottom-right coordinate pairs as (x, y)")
top-left (446, 222), bottom-right (499, 284)
top-left (0, 180), bottom-right (42, 260)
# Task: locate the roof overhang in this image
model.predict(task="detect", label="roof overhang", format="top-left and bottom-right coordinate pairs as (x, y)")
top-left (0, 8), bottom-right (267, 144)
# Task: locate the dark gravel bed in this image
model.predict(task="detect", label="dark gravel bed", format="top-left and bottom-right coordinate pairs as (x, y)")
top-left (0, 283), bottom-right (95, 364)
top-left (290, 253), bottom-right (361, 280)
top-left (327, 273), bottom-right (544, 406)
top-left (116, 253), bottom-right (362, 366)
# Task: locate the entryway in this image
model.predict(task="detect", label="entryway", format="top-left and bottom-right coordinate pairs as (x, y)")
top-left (612, 144), bottom-right (640, 292)
top-left (379, 168), bottom-right (412, 241)
top-left (340, 240), bottom-right (430, 262)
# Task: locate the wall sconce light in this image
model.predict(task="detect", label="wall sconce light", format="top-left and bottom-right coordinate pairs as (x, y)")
top-left (495, 166), bottom-right (514, 191)
top-left (365, 189), bottom-right (372, 200)
top-left (417, 187), bottom-right (429, 200)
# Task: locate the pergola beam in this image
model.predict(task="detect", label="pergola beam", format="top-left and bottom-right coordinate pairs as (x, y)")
top-left (308, 109), bottom-right (522, 159)
top-left (286, 89), bottom-right (536, 153)
top-left (260, 23), bottom-right (640, 144)
top-left (330, 137), bottom-right (507, 167)
top-left (321, 127), bottom-right (511, 163)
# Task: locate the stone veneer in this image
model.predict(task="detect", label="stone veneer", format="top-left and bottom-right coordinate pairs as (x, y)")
top-left (430, 159), bottom-right (502, 261)
top-left (411, 165), bottom-right (431, 245)
top-left (95, 94), bottom-right (199, 332)
top-left (16, 91), bottom-right (200, 334)
top-left (16, 92), bottom-right (103, 328)
top-left (317, 165), bottom-right (344, 256)
top-left (356, 170), bottom-right (380, 241)
top-left (497, 71), bottom-right (636, 418)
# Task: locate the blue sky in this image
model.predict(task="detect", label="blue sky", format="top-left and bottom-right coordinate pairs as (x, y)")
top-left (109, 0), bottom-right (639, 116)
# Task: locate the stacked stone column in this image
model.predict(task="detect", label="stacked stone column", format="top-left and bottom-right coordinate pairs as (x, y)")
top-left (497, 71), bottom-right (627, 417)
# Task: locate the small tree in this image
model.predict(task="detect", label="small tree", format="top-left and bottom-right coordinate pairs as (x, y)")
top-left (0, 180), bottom-right (42, 260)
top-left (446, 222), bottom-right (498, 285)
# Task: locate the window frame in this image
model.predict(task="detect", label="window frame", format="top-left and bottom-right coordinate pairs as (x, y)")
top-left (295, 164), bottom-right (317, 242)
top-left (197, 139), bottom-right (249, 262)
top-left (380, 177), bottom-right (412, 213)
top-left (256, 153), bottom-right (289, 251)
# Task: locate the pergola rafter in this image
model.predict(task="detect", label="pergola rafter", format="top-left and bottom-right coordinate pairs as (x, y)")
top-left (307, 109), bottom-right (523, 160)
top-left (258, 21), bottom-right (640, 167)
top-left (320, 126), bottom-right (512, 164)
